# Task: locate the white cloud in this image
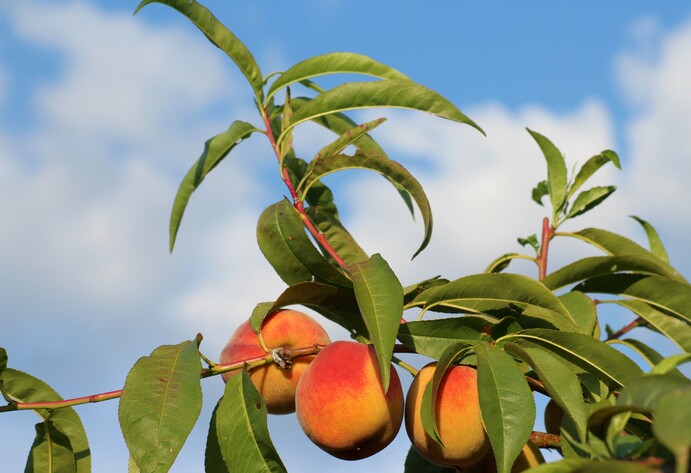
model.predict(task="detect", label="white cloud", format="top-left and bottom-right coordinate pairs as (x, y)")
top-left (616, 17), bottom-right (691, 239)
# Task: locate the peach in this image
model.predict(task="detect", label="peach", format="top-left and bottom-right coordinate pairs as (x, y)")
top-left (405, 362), bottom-right (491, 469)
top-left (219, 309), bottom-right (330, 414)
top-left (480, 441), bottom-right (545, 472)
top-left (295, 341), bottom-right (404, 460)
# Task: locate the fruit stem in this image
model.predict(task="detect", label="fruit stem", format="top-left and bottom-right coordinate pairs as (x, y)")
top-left (260, 106), bottom-right (350, 272)
top-left (525, 375), bottom-right (548, 396)
top-left (0, 344), bottom-right (326, 413)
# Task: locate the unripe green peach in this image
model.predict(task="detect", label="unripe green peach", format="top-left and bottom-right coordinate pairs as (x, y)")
top-left (295, 341), bottom-right (404, 460)
top-left (219, 309), bottom-right (330, 415)
top-left (405, 362), bottom-right (491, 469)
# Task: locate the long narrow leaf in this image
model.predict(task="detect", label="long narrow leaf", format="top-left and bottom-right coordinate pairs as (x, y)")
top-left (630, 215), bottom-right (669, 263)
top-left (396, 318), bottom-right (491, 359)
top-left (214, 372), bottom-right (287, 473)
top-left (25, 421), bottom-right (77, 473)
top-left (118, 340), bottom-right (202, 473)
top-left (608, 299), bottom-right (691, 352)
top-left (567, 150), bottom-right (621, 199)
top-left (561, 228), bottom-right (687, 283)
top-left (279, 80), bottom-right (484, 146)
top-left (543, 255), bottom-right (681, 291)
top-left (412, 273), bottom-right (579, 332)
top-left (135, 0), bottom-right (264, 99)
top-left (299, 151), bottom-right (433, 258)
top-left (267, 52), bottom-right (411, 101)
top-left (575, 274), bottom-right (691, 325)
top-left (170, 121), bottom-right (257, 251)
top-left (510, 329), bottom-right (643, 388)
top-left (350, 254), bottom-right (403, 391)
top-left (476, 344), bottom-right (535, 473)
top-left (527, 129), bottom-right (568, 213)
top-left (566, 186), bottom-right (616, 219)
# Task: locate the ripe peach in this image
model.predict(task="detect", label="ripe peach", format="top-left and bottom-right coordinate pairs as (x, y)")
top-left (481, 441), bottom-right (546, 472)
top-left (405, 362), bottom-right (491, 469)
top-left (295, 341), bottom-right (404, 460)
top-left (219, 309), bottom-right (330, 415)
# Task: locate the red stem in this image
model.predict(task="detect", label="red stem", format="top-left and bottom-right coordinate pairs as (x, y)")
top-left (606, 317), bottom-right (642, 341)
top-left (261, 108), bottom-right (349, 270)
top-left (537, 217), bottom-right (554, 281)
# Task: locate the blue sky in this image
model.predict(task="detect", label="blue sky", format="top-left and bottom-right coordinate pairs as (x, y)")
top-left (1, 1), bottom-right (690, 472)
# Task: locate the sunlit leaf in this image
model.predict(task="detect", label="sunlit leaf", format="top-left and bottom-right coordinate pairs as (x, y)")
top-left (118, 340), bottom-right (202, 473)
top-left (25, 421), bottom-right (77, 473)
top-left (509, 329), bottom-right (643, 388)
top-left (630, 215), bottom-right (669, 264)
top-left (650, 353), bottom-right (691, 375)
top-left (256, 200), bottom-right (351, 287)
top-left (476, 344), bottom-right (535, 473)
top-left (310, 117), bottom-right (386, 163)
top-left (652, 386), bottom-right (691, 465)
top-left (0, 347), bottom-right (6, 375)
top-left (260, 281), bottom-right (369, 338)
top-left (169, 121), bottom-right (257, 251)
top-left (608, 339), bottom-right (684, 376)
top-left (559, 291), bottom-right (597, 335)
top-left (279, 80), bottom-right (484, 146)
top-left (213, 372), bottom-right (286, 473)
top-left (567, 150), bottom-right (621, 199)
top-left (566, 186), bottom-right (616, 219)
top-left (505, 341), bottom-right (587, 440)
top-left (561, 228), bottom-right (687, 283)
top-left (411, 273), bottom-right (579, 332)
top-left (543, 255), bottom-right (681, 290)
top-left (403, 276), bottom-right (449, 305)
top-left (608, 299), bottom-right (691, 352)
top-left (0, 369), bottom-right (90, 472)
top-left (305, 206), bottom-right (369, 265)
top-left (267, 52), bottom-right (411, 101)
top-left (134, 0), bottom-right (264, 99)
top-left (350, 254), bottom-right (403, 391)
top-left (397, 318), bottom-right (491, 359)
top-left (575, 274), bottom-right (691, 325)
top-left (532, 180), bottom-right (549, 206)
top-left (298, 151), bottom-right (433, 258)
top-left (527, 129), bottom-right (568, 213)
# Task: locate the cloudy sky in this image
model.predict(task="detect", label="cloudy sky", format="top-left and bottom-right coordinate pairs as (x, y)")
top-left (1, 1), bottom-right (690, 471)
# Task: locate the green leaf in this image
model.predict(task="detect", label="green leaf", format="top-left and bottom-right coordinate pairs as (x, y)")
top-left (567, 150), bottom-right (621, 200)
top-left (350, 253), bottom-right (404, 392)
top-left (559, 291), bottom-right (597, 335)
top-left (403, 276), bottom-right (449, 305)
top-left (256, 199), bottom-right (351, 287)
top-left (128, 455), bottom-right (142, 473)
top-left (562, 228), bottom-right (687, 283)
top-left (305, 205), bottom-right (369, 265)
top-left (505, 341), bottom-right (587, 440)
top-left (261, 281), bottom-right (369, 338)
top-left (543, 255), bottom-right (681, 290)
top-left (566, 186), bottom-right (616, 219)
top-left (608, 339), bottom-right (683, 375)
top-left (484, 253), bottom-right (523, 274)
top-left (517, 234), bottom-right (540, 252)
top-left (310, 117), bottom-right (387, 163)
top-left (616, 374), bottom-right (690, 410)
top-left (608, 300), bottom-right (691, 352)
top-left (475, 344), bottom-right (535, 473)
top-left (650, 353), bottom-right (691, 375)
top-left (279, 80), bottom-right (484, 146)
top-left (279, 88), bottom-right (294, 159)
top-left (530, 459), bottom-right (653, 473)
top-left (630, 215), bottom-right (669, 264)
top-left (169, 121), bottom-right (257, 251)
top-left (510, 329), bottom-right (643, 388)
top-left (213, 371), bottom-right (286, 473)
top-left (118, 339), bottom-right (202, 473)
top-left (134, 0), bottom-right (264, 99)
top-left (0, 368), bottom-right (90, 472)
top-left (298, 150), bottom-right (433, 258)
top-left (411, 273), bottom-right (579, 332)
top-left (397, 318), bottom-right (491, 359)
top-left (266, 52), bottom-right (411, 101)
top-left (403, 445), bottom-right (456, 473)
top-left (204, 404), bottom-right (229, 473)
top-left (652, 386), bottom-right (691, 464)
top-left (25, 421), bottom-right (77, 473)
top-left (575, 274), bottom-right (691, 325)
top-left (0, 347), bottom-right (6, 375)
top-left (532, 180), bottom-right (549, 206)
top-left (527, 129), bottom-right (568, 213)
